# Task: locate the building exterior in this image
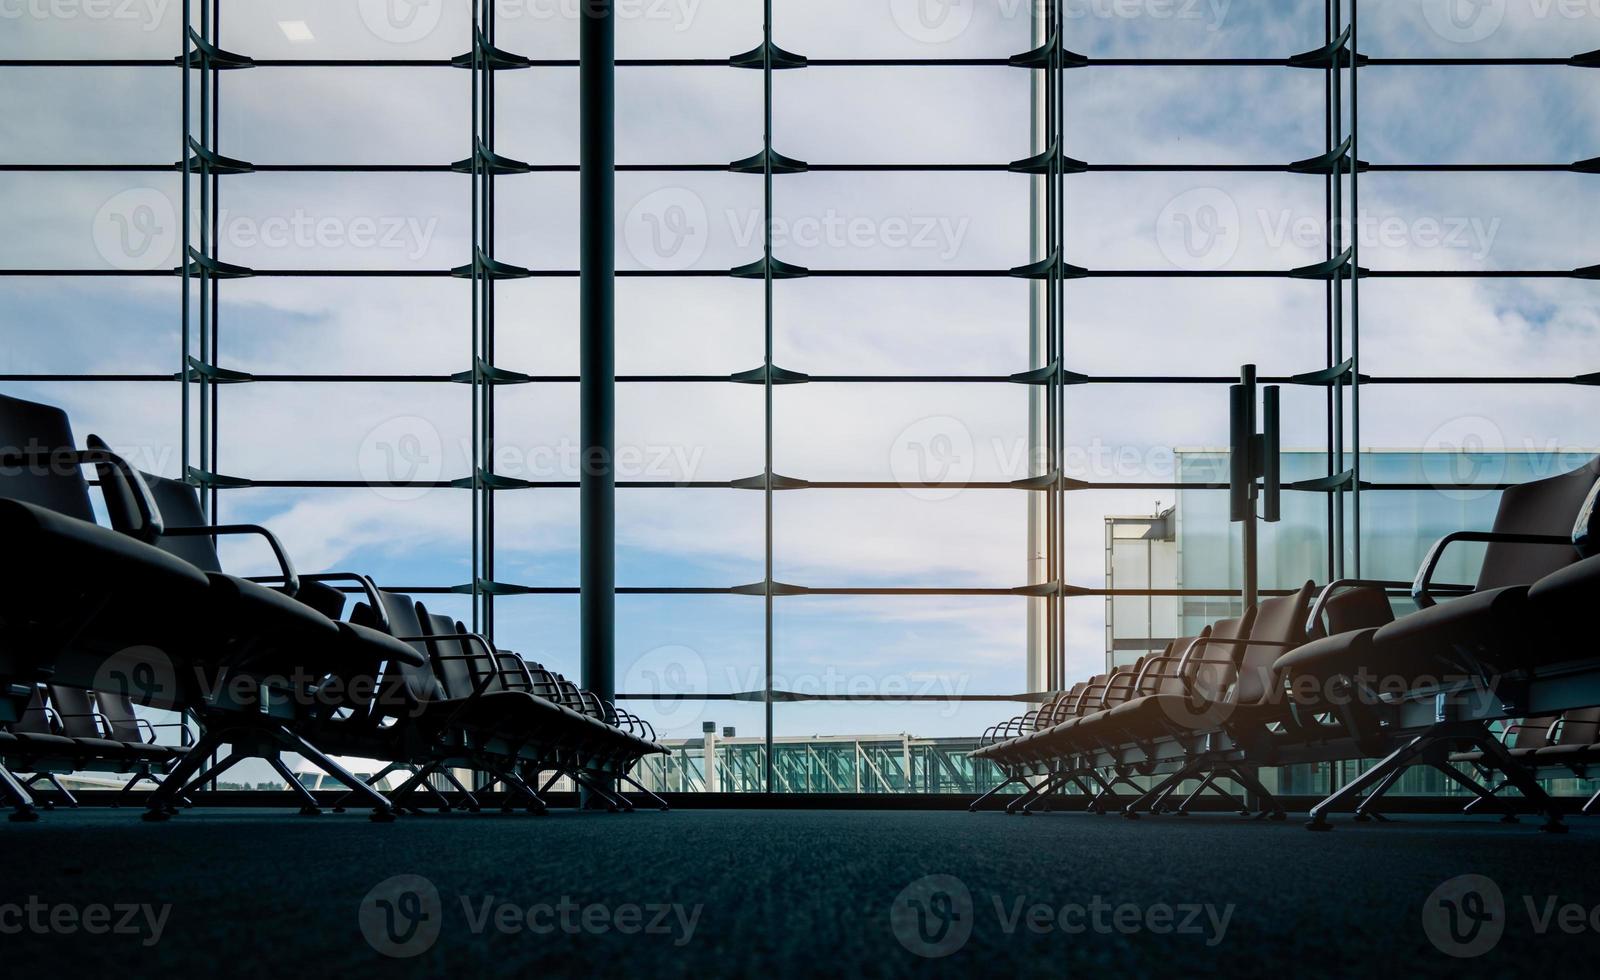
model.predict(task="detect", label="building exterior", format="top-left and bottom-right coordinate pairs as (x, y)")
top-left (1106, 449), bottom-right (1593, 672)
top-left (629, 726), bottom-right (1004, 796)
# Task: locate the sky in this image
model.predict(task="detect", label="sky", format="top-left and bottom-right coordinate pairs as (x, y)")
top-left (2, 0), bottom-right (1599, 768)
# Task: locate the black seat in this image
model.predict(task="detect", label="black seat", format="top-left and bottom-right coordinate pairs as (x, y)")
top-left (0, 395), bottom-right (215, 820)
top-left (79, 448), bottom-right (419, 822)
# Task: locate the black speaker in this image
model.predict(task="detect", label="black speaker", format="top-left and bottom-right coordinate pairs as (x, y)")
top-left (1261, 385), bottom-right (1281, 523)
top-left (1229, 383), bottom-right (1251, 522)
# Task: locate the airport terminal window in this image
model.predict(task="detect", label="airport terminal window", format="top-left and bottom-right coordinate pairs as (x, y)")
top-left (3, 0), bottom-right (1597, 800)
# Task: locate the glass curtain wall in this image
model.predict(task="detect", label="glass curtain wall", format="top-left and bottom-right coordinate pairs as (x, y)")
top-left (3, 1), bottom-right (1596, 795)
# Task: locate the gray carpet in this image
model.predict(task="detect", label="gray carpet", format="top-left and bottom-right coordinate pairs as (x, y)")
top-left (4, 808), bottom-right (1599, 976)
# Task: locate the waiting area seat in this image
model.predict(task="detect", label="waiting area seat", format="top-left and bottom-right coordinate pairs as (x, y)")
top-left (0, 393), bottom-right (668, 823)
top-left (972, 455), bottom-right (1600, 832)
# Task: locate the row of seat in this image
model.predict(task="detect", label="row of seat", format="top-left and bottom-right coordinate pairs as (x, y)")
top-left (973, 453), bottom-right (1600, 831)
top-left (0, 393), bottom-right (668, 822)
top-left (0, 684), bottom-right (191, 809)
top-left (1442, 710), bottom-right (1600, 819)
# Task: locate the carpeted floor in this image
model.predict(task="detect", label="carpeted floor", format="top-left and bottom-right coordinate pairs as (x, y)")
top-left (4, 808), bottom-right (1599, 976)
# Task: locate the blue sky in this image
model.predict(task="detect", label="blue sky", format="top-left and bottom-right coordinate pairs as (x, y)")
top-left (3, 1), bottom-right (1599, 762)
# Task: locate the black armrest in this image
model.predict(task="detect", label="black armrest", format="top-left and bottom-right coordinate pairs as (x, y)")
top-left (1413, 530), bottom-right (1574, 608)
top-left (580, 691), bottom-right (608, 719)
top-left (51, 710), bottom-right (112, 738)
top-left (136, 718), bottom-right (196, 747)
top-left (395, 631), bottom-right (505, 724)
top-left (2, 447), bottom-right (164, 540)
top-left (1131, 655), bottom-right (1183, 695)
top-left (166, 524), bottom-right (299, 596)
top-left (301, 571), bottom-right (387, 631)
top-left (1304, 579), bottom-right (1412, 635)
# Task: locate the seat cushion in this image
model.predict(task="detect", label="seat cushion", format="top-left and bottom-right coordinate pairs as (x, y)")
top-left (1531, 743), bottom-right (1600, 760)
top-left (336, 621), bottom-right (426, 668)
top-left (0, 499), bottom-right (211, 599)
top-left (1274, 627), bottom-right (1380, 686)
top-left (1526, 555), bottom-right (1600, 653)
top-left (1091, 693), bottom-right (1236, 738)
top-left (66, 736), bottom-right (173, 760)
top-left (9, 732), bottom-right (78, 751)
top-left (206, 574), bottom-right (340, 641)
top-left (1370, 587), bottom-right (1530, 675)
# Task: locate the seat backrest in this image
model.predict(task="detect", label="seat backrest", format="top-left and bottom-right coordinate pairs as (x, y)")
top-left (1229, 582), bottom-right (1317, 707)
top-left (133, 471), bottom-right (223, 572)
top-left (1505, 716), bottom-right (1556, 751)
top-left (1070, 674), bottom-right (1110, 716)
top-left (1098, 657), bottom-right (1146, 709)
top-left (417, 606), bottom-right (489, 701)
top-left (95, 689), bottom-right (146, 742)
top-left (484, 638), bottom-right (535, 694)
top-left (353, 592), bottom-right (445, 707)
top-left (1324, 585), bottom-right (1396, 634)
top-left (1185, 608), bottom-right (1257, 701)
top-left (91, 440), bottom-right (222, 572)
top-left (1554, 707), bottom-right (1600, 747)
top-left (12, 686), bottom-right (55, 735)
top-left (294, 580), bottom-right (348, 621)
top-left (1480, 457), bottom-right (1600, 590)
top-left (1035, 682), bottom-right (1085, 726)
top-left (526, 665), bottom-right (565, 703)
top-left (46, 685), bottom-right (102, 739)
top-left (556, 677), bottom-right (600, 717)
top-left (1141, 632), bottom-right (1208, 697)
top-left (0, 394), bottom-right (95, 521)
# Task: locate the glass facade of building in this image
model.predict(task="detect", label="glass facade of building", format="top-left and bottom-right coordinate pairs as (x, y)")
top-left (5, 2), bottom-right (1598, 795)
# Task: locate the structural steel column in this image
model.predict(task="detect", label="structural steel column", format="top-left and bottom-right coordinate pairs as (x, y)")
top-left (580, 0), bottom-right (616, 801)
top-left (1025, 0), bottom-right (1049, 694)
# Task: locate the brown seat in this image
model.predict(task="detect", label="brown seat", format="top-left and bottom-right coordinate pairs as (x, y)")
top-left (1450, 715), bottom-right (1558, 765)
top-left (1278, 457), bottom-right (1600, 689)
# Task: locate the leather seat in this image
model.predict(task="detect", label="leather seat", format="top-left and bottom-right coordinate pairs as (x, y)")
top-left (0, 499), bottom-right (212, 599)
top-left (205, 573), bottom-right (340, 641)
top-left (1369, 586), bottom-right (1529, 673)
top-left (1274, 627), bottom-right (1380, 686)
top-left (1526, 554), bottom-right (1600, 652)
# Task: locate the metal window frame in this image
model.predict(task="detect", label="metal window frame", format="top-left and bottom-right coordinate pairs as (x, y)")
top-left (6, 1), bottom-right (1598, 794)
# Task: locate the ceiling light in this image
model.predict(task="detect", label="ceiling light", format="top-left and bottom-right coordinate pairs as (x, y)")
top-left (278, 20), bottom-right (314, 43)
